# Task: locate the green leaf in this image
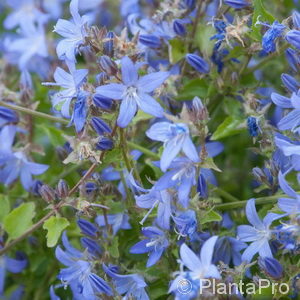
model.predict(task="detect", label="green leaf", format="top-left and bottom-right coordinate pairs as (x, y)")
top-left (176, 79), bottom-right (210, 100)
top-left (3, 202), bottom-right (36, 240)
top-left (132, 110), bottom-right (153, 125)
top-left (195, 24), bottom-right (215, 57)
top-left (211, 116), bottom-right (245, 140)
top-left (40, 124), bottom-right (65, 146)
top-left (43, 216), bottom-right (70, 247)
top-left (108, 237), bottom-right (119, 258)
top-left (169, 39), bottom-right (187, 63)
top-left (200, 210), bottom-right (222, 224)
top-left (0, 195), bottom-right (10, 223)
top-left (251, 0), bottom-right (275, 40)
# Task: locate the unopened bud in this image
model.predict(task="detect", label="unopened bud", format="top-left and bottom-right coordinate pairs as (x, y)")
top-left (104, 31), bottom-right (115, 57)
top-left (56, 179), bottom-right (69, 198)
top-left (258, 257), bottom-right (283, 280)
top-left (98, 55), bottom-right (118, 76)
top-left (39, 185), bottom-right (56, 203)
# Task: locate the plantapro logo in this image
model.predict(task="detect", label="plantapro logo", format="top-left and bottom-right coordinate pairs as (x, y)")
top-left (177, 278), bottom-right (193, 295)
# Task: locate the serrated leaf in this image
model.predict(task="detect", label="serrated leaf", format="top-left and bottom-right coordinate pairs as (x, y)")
top-left (251, 0), bottom-right (275, 40)
top-left (200, 210), bottom-right (222, 224)
top-left (211, 116), bottom-right (245, 140)
top-left (4, 202), bottom-right (35, 240)
top-left (0, 195), bottom-right (10, 223)
top-left (43, 216), bottom-right (70, 247)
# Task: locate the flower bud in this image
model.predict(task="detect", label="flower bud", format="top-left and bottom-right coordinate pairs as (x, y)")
top-left (281, 73), bottom-right (300, 93)
top-left (285, 48), bottom-right (300, 72)
top-left (186, 53), bottom-right (210, 73)
top-left (93, 94), bottom-right (113, 110)
top-left (139, 34), bottom-right (161, 48)
top-left (96, 137), bottom-right (114, 151)
top-left (96, 72), bottom-right (109, 85)
top-left (286, 30), bottom-right (300, 50)
top-left (98, 55), bottom-right (118, 76)
top-left (56, 179), bottom-right (69, 198)
top-left (247, 116), bottom-right (259, 137)
top-left (197, 173), bottom-right (208, 198)
top-left (31, 180), bottom-right (43, 196)
top-left (224, 0), bottom-right (249, 9)
top-left (91, 117), bottom-right (112, 135)
top-left (80, 237), bottom-right (102, 256)
top-left (85, 182), bottom-right (98, 195)
top-left (0, 107), bottom-right (19, 124)
top-left (39, 184), bottom-right (56, 203)
top-left (252, 167), bottom-right (267, 183)
top-left (258, 257), bottom-right (283, 280)
top-left (104, 31), bottom-right (115, 57)
top-left (293, 11), bottom-right (300, 29)
top-left (77, 219), bottom-right (98, 237)
top-left (173, 19), bottom-right (186, 36)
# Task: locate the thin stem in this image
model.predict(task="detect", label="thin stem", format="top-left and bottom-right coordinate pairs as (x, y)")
top-left (214, 187), bottom-right (240, 203)
top-left (119, 128), bottom-right (132, 172)
top-left (127, 141), bottom-right (160, 160)
top-left (245, 44), bottom-right (289, 75)
top-left (0, 101), bottom-right (69, 124)
top-left (215, 194), bottom-right (282, 211)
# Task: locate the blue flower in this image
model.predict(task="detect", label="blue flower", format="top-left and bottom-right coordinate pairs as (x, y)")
top-left (55, 232), bottom-right (112, 299)
top-left (146, 121), bottom-right (199, 171)
top-left (169, 236), bottom-right (220, 297)
top-left (258, 257), bottom-right (283, 280)
top-left (4, 22), bottom-right (48, 71)
top-left (103, 264), bottom-right (149, 300)
top-left (212, 236), bottom-right (247, 266)
top-left (95, 213), bottom-right (131, 235)
top-left (0, 125), bottom-right (49, 191)
top-left (96, 57), bottom-right (169, 127)
top-left (68, 91), bottom-right (88, 133)
top-left (0, 251), bottom-right (27, 294)
top-left (247, 116), bottom-right (260, 137)
top-left (281, 73), bottom-right (300, 92)
top-left (293, 10), bottom-right (300, 29)
top-left (172, 210), bottom-right (197, 238)
top-left (43, 60), bottom-right (88, 118)
top-left (4, 0), bottom-right (49, 29)
top-left (277, 171), bottom-right (300, 215)
top-left (259, 21), bottom-right (285, 53)
top-left (237, 199), bottom-right (282, 262)
top-left (53, 0), bottom-right (89, 62)
top-left (0, 107), bottom-right (19, 127)
top-left (130, 226), bottom-right (169, 267)
top-left (286, 30), bottom-right (300, 50)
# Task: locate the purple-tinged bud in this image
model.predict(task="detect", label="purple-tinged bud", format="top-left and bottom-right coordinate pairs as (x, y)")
top-left (91, 117), bottom-right (112, 135)
top-left (258, 257), bottom-right (283, 280)
top-left (0, 107), bottom-right (19, 125)
top-left (189, 96), bottom-right (208, 121)
top-left (186, 53), bottom-right (210, 73)
top-left (173, 19), bottom-right (186, 36)
top-left (286, 30), bottom-right (300, 50)
top-left (139, 34), bottom-right (161, 48)
top-left (56, 179), bottom-right (69, 198)
top-left (31, 180), bottom-right (43, 196)
top-left (293, 11), bottom-right (300, 29)
top-left (96, 72), bottom-right (109, 85)
top-left (98, 55), bottom-right (118, 76)
top-left (77, 219), bottom-right (98, 237)
top-left (93, 94), bottom-right (113, 110)
top-left (85, 182), bottom-right (98, 194)
top-left (252, 167), bottom-right (267, 184)
top-left (224, 0), bottom-right (249, 9)
top-left (285, 48), bottom-right (300, 71)
top-left (281, 73), bottom-right (300, 93)
top-left (39, 185), bottom-right (56, 203)
top-left (104, 31), bottom-right (115, 57)
top-left (80, 237), bottom-right (102, 256)
top-left (96, 137), bottom-right (114, 151)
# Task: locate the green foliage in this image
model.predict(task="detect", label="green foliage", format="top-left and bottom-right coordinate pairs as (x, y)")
top-left (169, 39), bottom-right (187, 63)
top-left (43, 216), bottom-right (70, 247)
top-left (211, 116), bottom-right (245, 140)
top-left (200, 209), bottom-right (222, 225)
top-left (0, 195), bottom-right (10, 223)
top-left (3, 202), bottom-right (35, 240)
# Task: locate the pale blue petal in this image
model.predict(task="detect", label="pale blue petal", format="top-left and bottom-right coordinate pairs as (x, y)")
top-left (200, 236), bottom-right (218, 267)
top-left (117, 97), bottom-right (138, 127)
top-left (147, 247), bottom-right (164, 267)
top-left (241, 241), bottom-right (260, 262)
top-left (278, 171), bottom-right (298, 197)
top-left (258, 241), bottom-right (273, 258)
top-left (146, 122), bottom-right (172, 142)
top-left (137, 72), bottom-right (169, 93)
top-left (138, 93), bottom-right (164, 117)
top-left (121, 56), bottom-right (138, 86)
top-left (237, 225), bottom-right (259, 242)
top-left (245, 199), bottom-right (264, 230)
top-left (278, 109), bottom-right (300, 131)
top-left (182, 136), bottom-right (199, 162)
top-left (271, 92), bottom-right (292, 108)
top-left (180, 243), bottom-right (202, 272)
top-left (96, 84), bottom-right (125, 100)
